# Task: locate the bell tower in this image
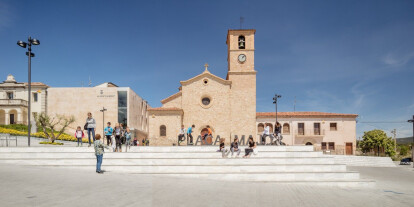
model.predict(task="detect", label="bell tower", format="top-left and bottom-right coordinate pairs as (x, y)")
top-left (226, 29), bottom-right (257, 140)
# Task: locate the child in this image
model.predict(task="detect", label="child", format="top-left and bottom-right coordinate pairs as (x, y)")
top-left (104, 122), bottom-right (113, 146)
top-left (74, 126), bottom-right (84, 147)
top-left (133, 137), bottom-right (138, 146)
top-left (178, 125), bottom-right (186, 146)
top-left (125, 127), bottom-right (132, 151)
top-left (217, 138), bottom-right (228, 158)
top-left (93, 134), bottom-right (109, 174)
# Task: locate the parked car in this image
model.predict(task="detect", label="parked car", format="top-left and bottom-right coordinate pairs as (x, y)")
top-left (400, 158), bottom-right (412, 165)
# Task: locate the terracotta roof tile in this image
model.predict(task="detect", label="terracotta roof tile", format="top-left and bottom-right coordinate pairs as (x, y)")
top-left (24, 82), bottom-right (49, 87)
top-left (148, 107), bottom-right (183, 111)
top-left (256, 111), bottom-right (358, 118)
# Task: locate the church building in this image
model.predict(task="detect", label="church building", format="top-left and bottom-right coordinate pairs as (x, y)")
top-left (148, 29), bottom-right (257, 146)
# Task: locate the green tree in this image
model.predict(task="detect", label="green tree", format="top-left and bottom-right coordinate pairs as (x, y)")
top-left (35, 113), bottom-right (75, 143)
top-left (358, 129), bottom-right (396, 157)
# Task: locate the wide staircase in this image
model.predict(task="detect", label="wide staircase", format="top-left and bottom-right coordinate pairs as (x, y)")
top-left (0, 145), bottom-right (374, 187)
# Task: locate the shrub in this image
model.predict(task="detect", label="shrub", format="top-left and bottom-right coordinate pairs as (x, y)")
top-left (39, 141), bottom-right (64, 145)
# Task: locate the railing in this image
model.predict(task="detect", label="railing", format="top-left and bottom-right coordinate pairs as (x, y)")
top-left (0, 99), bottom-right (28, 107)
top-left (294, 129), bottom-right (325, 137)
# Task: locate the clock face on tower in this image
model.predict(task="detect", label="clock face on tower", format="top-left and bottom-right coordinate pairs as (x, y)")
top-left (238, 54), bottom-right (246, 63)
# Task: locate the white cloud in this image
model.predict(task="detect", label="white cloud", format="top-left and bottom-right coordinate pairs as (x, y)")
top-left (382, 52), bottom-right (414, 67)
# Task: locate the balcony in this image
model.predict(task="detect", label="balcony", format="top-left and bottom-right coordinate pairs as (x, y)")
top-left (0, 99), bottom-right (28, 107)
top-left (294, 129), bottom-right (325, 137)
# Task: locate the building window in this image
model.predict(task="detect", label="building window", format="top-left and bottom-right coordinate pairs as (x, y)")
top-left (238, 35), bottom-right (245, 49)
top-left (257, 123), bottom-right (264, 133)
top-left (298, 123), bottom-right (304, 135)
top-left (202, 97), bottom-right (210, 106)
top-left (328, 142), bottom-right (335, 150)
top-left (33, 93), bottom-right (38, 102)
top-left (160, 125), bottom-right (166, 137)
top-left (6, 92), bottom-right (13, 99)
top-left (314, 123), bottom-right (321, 135)
top-left (203, 79), bottom-right (209, 85)
top-left (283, 123), bottom-right (290, 134)
top-left (118, 91), bottom-right (128, 126)
top-left (330, 123), bottom-right (337, 131)
top-left (321, 142), bottom-right (327, 150)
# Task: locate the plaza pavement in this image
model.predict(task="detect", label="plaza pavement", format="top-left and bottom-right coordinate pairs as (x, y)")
top-left (0, 163), bottom-right (413, 207)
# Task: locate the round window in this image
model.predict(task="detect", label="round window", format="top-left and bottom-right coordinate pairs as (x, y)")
top-left (202, 97), bottom-right (210, 106)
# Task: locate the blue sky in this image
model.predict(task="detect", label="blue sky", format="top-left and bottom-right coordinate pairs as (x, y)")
top-left (0, 0), bottom-right (413, 138)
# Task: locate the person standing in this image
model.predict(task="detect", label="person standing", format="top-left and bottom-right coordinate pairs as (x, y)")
top-left (274, 122), bottom-right (282, 145)
top-left (104, 122), bottom-right (113, 146)
top-left (178, 125), bottom-right (186, 146)
top-left (187, 124), bottom-right (195, 145)
top-left (85, 112), bottom-right (96, 147)
top-left (114, 123), bottom-right (122, 152)
top-left (124, 127), bottom-right (132, 151)
top-left (74, 126), bottom-right (84, 147)
top-left (93, 134), bottom-right (109, 174)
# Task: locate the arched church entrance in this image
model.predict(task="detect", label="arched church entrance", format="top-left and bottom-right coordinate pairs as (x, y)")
top-left (200, 127), bottom-right (213, 145)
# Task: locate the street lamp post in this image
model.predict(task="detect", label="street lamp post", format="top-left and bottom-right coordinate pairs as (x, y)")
top-left (100, 107), bottom-right (107, 144)
top-left (273, 94), bottom-right (282, 126)
top-left (17, 37), bottom-right (40, 147)
top-left (408, 115), bottom-right (414, 168)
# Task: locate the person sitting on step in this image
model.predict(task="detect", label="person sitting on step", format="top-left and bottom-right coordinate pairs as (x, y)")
top-left (217, 138), bottom-right (228, 158)
top-left (243, 137), bottom-right (257, 158)
top-left (230, 137), bottom-right (241, 158)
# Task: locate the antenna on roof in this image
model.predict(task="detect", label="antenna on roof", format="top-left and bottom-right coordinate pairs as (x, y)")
top-left (88, 76), bottom-right (92, 87)
top-left (240, 17), bottom-right (244, 29)
top-left (294, 96), bottom-right (296, 112)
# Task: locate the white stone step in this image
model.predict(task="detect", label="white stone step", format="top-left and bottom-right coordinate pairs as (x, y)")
top-left (0, 146), bottom-right (314, 153)
top-left (0, 151), bottom-right (323, 158)
top-left (0, 157), bottom-right (336, 165)
top-left (330, 155), bottom-right (396, 167)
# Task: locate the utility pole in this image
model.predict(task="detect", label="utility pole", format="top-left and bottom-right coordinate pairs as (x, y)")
top-left (100, 107), bottom-right (107, 145)
top-left (391, 129), bottom-right (396, 152)
top-left (273, 94), bottom-right (282, 127)
top-left (408, 115), bottom-right (414, 168)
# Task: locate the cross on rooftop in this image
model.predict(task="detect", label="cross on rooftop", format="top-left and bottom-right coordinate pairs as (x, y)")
top-left (204, 63), bottom-right (209, 71)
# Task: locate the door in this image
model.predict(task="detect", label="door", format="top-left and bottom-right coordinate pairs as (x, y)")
top-left (9, 114), bottom-right (15, 124)
top-left (314, 123), bottom-right (320, 135)
top-left (346, 143), bottom-right (353, 155)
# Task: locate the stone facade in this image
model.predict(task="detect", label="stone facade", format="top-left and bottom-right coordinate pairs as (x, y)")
top-left (0, 74), bottom-right (48, 126)
top-left (148, 29), bottom-right (258, 145)
top-left (256, 112), bottom-right (358, 155)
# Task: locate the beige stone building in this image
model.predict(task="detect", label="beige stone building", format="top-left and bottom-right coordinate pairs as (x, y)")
top-left (47, 83), bottom-right (149, 139)
top-left (256, 112), bottom-right (357, 155)
top-left (0, 74), bottom-right (48, 126)
top-left (148, 29), bottom-right (358, 155)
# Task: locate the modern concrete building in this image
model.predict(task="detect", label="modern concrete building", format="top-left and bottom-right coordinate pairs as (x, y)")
top-left (47, 83), bottom-right (149, 140)
top-left (0, 74), bottom-right (48, 125)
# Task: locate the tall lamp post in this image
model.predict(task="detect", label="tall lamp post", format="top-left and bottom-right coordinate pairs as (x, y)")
top-left (408, 115), bottom-right (414, 168)
top-left (17, 37), bottom-right (40, 147)
top-left (100, 107), bottom-right (107, 144)
top-left (273, 94), bottom-right (282, 126)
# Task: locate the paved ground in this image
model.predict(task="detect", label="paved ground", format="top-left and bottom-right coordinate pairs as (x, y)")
top-left (0, 164), bottom-right (413, 207)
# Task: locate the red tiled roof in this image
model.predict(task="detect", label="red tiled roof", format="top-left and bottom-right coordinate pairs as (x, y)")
top-left (148, 107), bottom-right (183, 111)
top-left (256, 112), bottom-right (358, 118)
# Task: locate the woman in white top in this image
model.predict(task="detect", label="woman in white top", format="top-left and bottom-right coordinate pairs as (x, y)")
top-left (85, 112), bottom-right (96, 147)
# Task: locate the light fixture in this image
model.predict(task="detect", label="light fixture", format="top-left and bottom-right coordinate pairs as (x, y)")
top-left (31, 39), bottom-right (40, 45)
top-left (17, 41), bottom-right (27, 48)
